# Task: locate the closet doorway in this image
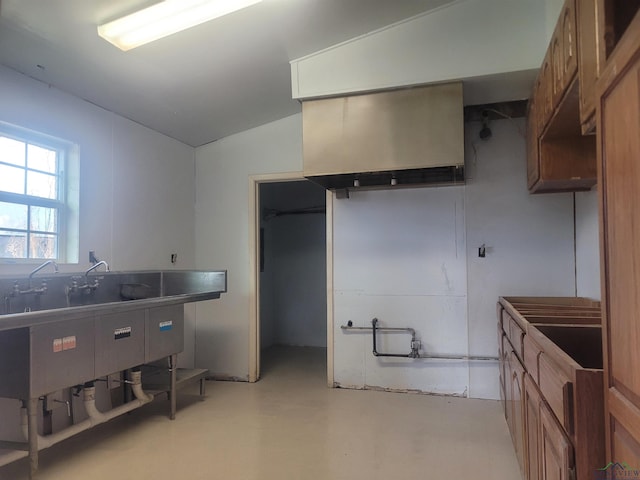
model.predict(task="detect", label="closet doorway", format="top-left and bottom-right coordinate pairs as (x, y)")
top-left (251, 177), bottom-right (328, 381)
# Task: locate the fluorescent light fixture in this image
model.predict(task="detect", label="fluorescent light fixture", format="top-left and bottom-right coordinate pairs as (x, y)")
top-left (98, 0), bottom-right (262, 51)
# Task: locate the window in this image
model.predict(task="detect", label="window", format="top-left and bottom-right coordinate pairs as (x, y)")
top-left (0, 123), bottom-right (79, 262)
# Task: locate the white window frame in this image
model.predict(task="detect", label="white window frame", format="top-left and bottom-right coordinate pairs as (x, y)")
top-left (0, 122), bottom-right (79, 264)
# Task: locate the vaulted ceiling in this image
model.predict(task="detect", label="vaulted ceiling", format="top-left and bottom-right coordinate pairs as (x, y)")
top-left (0, 0), bottom-right (456, 146)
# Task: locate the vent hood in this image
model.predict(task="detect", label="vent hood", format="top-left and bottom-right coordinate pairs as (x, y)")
top-left (302, 82), bottom-right (464, 192)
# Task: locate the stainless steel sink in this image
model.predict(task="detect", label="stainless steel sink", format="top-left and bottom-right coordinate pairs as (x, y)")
top-left (0, 270), bottom-right (227, 329)
top-left (0, 269), bottom-right (226, 479)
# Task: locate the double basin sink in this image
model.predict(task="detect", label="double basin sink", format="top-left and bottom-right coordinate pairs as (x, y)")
top-left (0, 270), bottom-right (227, 330)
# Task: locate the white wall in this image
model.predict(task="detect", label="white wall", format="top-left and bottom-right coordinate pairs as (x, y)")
top-left (290, 0), bottom-right (546, 100)
top-left (193, 114), bottom-right (582, 399)
top-left (0, 65), bottom-right (196, 274)
top-left (332, 119), bottom-right (577, 398)
top-left (194, 114), bottom-right (303, 380)
top-left (575, 190), bottom-right (601, 299)
top-left (0, 64), bottom-right (197, 456)
top-left (260, 181), bottom-right (326, 349)
top-left (464, 119), bottom-right (576, 399)
top-left (333, 187), bottom-right (469, 395)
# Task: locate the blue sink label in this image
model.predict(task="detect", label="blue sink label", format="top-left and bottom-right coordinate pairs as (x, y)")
top-left (159, 321), bottom-right (173, 331)
top-left (114, 327), bottom-right (132, 340)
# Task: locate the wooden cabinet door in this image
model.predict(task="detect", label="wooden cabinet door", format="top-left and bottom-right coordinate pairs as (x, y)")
top-left (510, 351), bottom-right (526, 474)
top-left (504, 346), bottom-right (513, 429)
top-left (577, 0), bottom-right (606, 132)
top-left (551, 29), bottom-right (564, 105)
top-left (525, 374), bottom-right (543, 480)
top-left (598, 11), bottom-right (640, 468)
top-left (540, 401), bottom-right (574, 480)
top-left (539, 52), bottom-right (554, 129)
top-left (527, 97), bottom-right (540, 189)
top-left (561, 0), bottom-right (578, 84)
top-left (499, 328), bottom-right (506, 407)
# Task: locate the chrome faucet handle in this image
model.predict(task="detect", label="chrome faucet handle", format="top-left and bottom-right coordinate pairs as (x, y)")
top-left (68, 276), bottom-right (82, 293)
top-left (34, 279), bottom-right (48, 295)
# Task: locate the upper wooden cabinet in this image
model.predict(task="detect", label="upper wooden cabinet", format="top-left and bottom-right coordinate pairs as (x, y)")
top-left (526, 0), bottom-right (639, 193)
top-left (597, 9), bottom-right (640, 470)
top-left (527, 0), bottom-right (597, 193)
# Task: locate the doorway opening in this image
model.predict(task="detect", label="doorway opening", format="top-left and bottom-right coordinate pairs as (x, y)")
top-left (253, 178), bottom-right (328, 381)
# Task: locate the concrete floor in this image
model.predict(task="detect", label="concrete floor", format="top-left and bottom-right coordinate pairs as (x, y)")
top-left (0, 346), bottom-right (520, 479)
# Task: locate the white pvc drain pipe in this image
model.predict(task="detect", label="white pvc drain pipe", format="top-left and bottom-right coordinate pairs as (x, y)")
top-left (0, 371), bottom-right (154, 468)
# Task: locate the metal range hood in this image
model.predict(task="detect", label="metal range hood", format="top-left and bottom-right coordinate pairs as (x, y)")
top-left (302, 82), bottom-right (464, 193)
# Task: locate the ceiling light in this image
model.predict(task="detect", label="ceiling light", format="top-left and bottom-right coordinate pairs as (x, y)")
top-left (98, 0), bottom-right (262, 51)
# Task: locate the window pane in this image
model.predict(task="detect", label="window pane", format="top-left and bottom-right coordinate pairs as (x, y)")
top-left (30, 206), bottom-right (57, 233)
top-left (27, 170), bottom-right (57, 199)
top-left (0, 164), bottom-right (25, 194)
top-left (30, 233), bottom-right (57, 259)
top-left (0, 229), bottom-right (27, 258)
top-left (0, 136), bottom-right (26, 166)
top-left (0, 201), bottom-right (28, 229)
top-left (27, 144), bottom-right (57, 173)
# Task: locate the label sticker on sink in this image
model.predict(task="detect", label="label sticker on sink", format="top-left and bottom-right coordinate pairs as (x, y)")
top-left (53, 338), bottom-right (63, 353)
top-left (114, 327), bottom-right (132, 340)
top-left (62, 336), bottom-right (77, 351)
top-left (159, 321), bottom-right (173, 331)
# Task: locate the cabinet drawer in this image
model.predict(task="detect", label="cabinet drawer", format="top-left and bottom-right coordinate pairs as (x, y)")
top-left (524, 335), bottom-right (542, 384)
top-left (539, 353), bottom-right (573, 434)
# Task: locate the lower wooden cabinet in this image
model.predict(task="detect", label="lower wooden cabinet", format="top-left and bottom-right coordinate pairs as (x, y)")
top-left (498, 297), bottom-right (604, 480)
top-left (540, 400), bottom-right (575, 480)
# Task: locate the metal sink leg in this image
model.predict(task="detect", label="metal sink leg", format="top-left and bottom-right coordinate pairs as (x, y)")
top-left (27, 397), bottom-right (38, 479)
top-left (169, 354), bottom-right (177, 420)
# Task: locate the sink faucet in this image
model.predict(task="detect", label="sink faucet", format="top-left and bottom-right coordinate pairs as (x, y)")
top-left (85, 260), bottom-right (109, 277)
top-left (28, 260), bottom-right (59, 288)
top-left (10, 260), bottom-right (60, 296)
top-left (83, 260), bottom-right (110, 290)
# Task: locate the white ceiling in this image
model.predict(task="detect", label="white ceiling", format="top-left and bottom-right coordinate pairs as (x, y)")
top-left (0, 0), bottom-right (456, 147)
